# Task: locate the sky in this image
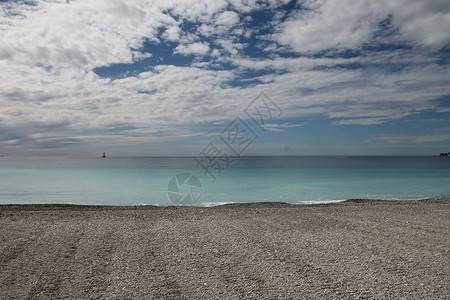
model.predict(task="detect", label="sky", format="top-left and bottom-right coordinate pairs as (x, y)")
top-left (0, 0), bottom-right (449, 156)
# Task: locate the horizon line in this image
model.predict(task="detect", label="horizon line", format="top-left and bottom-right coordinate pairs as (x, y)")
top-left (0, 154), bottom-right (442, 158)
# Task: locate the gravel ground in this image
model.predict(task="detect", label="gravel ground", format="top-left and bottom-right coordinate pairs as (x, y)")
top-left (0, 199), bottom-right (449, 299)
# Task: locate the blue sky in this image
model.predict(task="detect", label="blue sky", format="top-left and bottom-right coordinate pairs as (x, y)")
top-left (0, 0), bottom-right (449, 156)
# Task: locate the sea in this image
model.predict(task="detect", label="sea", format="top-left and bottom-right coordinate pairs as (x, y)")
top-left (0, 156), bottom-right (449, 206)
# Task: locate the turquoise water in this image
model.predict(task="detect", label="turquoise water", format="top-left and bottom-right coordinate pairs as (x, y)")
top-left (0, 156), bottom-right (449, 206)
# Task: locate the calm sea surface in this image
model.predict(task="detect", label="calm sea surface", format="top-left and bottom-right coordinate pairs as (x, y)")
top-left (0, 156), bottom-right (449, 206)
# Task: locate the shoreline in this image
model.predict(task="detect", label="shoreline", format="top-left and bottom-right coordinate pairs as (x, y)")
top-left (1, 197), bottom-right (448, 211)
top-left (1, 198), bottom-right (448, 299)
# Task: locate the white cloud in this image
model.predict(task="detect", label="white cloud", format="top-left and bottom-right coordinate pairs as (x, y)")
top-left (218, 40), bottom-right (246, 55)
top-left (132, 51), bottom-right (152, 61)
top-left (227, 0), bottom-right (291, 13)
top-left (215, 11), bottom-right (240, 26)
top-left (275, 0), bottom-right (450, 53)
top-left (211, 49), bottom-right (221, 57)
top-left (197, 24), bottom-right (215, 37)
top-left (175, 42), bottom-right (210, 56)
top-left (263, 122), bottom-right (305, 132)
top-left (163, 25), bottom-right (181, 42)
top-left (390, 0), bottom-right (450, 51)
top-left (372, 133), bottom-right (450, 144)
top-left (169, 0), bottom-right (228, 22)
top-left (276, 0), bottom-right (382, 52)
top-left (0, 0), bottom-right (176, 70)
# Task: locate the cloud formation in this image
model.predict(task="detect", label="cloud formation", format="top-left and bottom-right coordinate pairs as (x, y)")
top-left (276, 0), bottom-right (450, 52)
top-left (0, 0), bottom-right (449, 155)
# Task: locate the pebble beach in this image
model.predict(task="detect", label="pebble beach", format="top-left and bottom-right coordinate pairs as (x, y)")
top-left (1, 199), bottom-right (449, 299)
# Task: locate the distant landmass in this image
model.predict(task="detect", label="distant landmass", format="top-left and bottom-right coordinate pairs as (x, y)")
top-left (439, 152), bottom-right (450, 156)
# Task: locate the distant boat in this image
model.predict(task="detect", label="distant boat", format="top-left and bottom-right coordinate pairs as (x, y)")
top-left (102, 152), bottom-right (106, 158)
